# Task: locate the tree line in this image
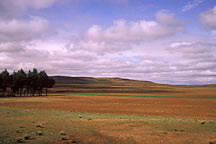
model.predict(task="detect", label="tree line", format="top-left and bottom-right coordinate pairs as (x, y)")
top-left (0, 68), bottom-right (55, 97)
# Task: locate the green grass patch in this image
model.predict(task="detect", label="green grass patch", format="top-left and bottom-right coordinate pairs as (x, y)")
top-left (115, 118), bottom-right (216, 134)
top-left (0, 107), bottom-right (119, 144)
top-left (0, 107), bottom-right (216, 144)
top-left (0, 107), bottom-right (175, 120)
top-left (51, 93), bottom-right (216, 99)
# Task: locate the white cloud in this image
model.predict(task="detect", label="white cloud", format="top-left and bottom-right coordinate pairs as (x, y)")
top-left (24, 0), bottom-right (57, 9)
top-left (168, 42), bottom-right (214, 54)
top-left (70, 10), bottom-right (184, 55)
top-left (0, 42), bottom-right (24, 53)
top-left (156, 10), bottom-right (184, 26)
top-left (0, 17), bottom-right (52, 42)
top-left (71, 40), bottom-right (131, 54)
top-left (86, 11), bottom-right (184, 42)
top-left (169, 42), bottom-right (191, 48)
top-left (168, 41), bottom-right (216, 63)
top-left (199, 6), bottom-right (216, 30)
top-left (182, 0), bottom-right (204, 12)
top-left (0, 0), bottom-right (56, 18)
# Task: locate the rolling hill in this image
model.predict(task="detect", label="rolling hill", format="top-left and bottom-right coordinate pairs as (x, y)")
top-left (51, 76), bottom-right (156, 85)
top-left (49, 76), bottom-right (216, 97)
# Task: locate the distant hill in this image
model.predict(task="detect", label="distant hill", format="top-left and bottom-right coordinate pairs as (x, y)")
top-left (49, 76), bottom-right (166, 94)
top-left (51, 76), bottom-right (156, 85)
top-left (50, 76), bottom-right (216, 87)
top-left (49, 76), bottom-right (216, 95)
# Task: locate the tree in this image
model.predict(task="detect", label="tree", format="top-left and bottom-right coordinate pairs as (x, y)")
top-left (38, 71), bottom-right (49, 96)
top-left (45, 78), bottom-right (55, 96)
top-left (0, 69), bottom-right (11, 96)
top-left (0, 68), bottom-right (55, 97)
top-left (17, 69), bottom-right (27, 96)
top-left (10, 71), bottom-right (20, 96)
top-left (27, 68), bottom-right (39, 96)
top-left (0, 74), bottom-right (3, 96)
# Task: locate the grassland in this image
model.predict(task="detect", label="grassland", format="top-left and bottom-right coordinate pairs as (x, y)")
top-left (50, 76), bottom-right (216, 98)
top-left (0, 106), bottom-right (216, 144)
top-left (0, 76), bottom-right (216, 143)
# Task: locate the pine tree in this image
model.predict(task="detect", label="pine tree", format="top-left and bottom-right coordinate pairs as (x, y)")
top-left (38, 71), bottom-right (48, 96)
top-left (45, 78), bottom-right (55, 96)
top-left (10, 71), bottom-right (20, 96)
top-left (0, 69), bottom-right (11, 96)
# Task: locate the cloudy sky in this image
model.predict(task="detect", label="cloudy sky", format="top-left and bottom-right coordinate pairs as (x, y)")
top-left (0, 0), bottom-right (216, 85)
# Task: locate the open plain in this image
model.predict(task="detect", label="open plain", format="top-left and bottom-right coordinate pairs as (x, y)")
top-left (0, 77), bottom-right (216, 144)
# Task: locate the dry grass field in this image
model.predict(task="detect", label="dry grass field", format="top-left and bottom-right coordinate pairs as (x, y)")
top-left (0, 76), bottom-right (216, 144)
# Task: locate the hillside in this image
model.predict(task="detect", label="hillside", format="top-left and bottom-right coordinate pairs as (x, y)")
top-left (49, 76), bottom-right (216, 97)
top-left (51, 76), bottom-right (156, 85)
top-left (49, 76), bottom-right (177, 94)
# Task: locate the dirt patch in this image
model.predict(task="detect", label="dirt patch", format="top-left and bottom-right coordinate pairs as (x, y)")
top-left (0, 95), bottom-right (216, 118)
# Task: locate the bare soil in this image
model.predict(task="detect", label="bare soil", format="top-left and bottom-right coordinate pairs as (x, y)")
top-left (1, 95), bottom-right (216, 118)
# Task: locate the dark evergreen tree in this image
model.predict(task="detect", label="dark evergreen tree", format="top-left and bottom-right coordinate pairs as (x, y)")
top-left (45, 78), bottom-right (55, 96)
top-left (0, 69), bottom-right (11, 96)
top-left (38, 71), bottom-right (49, 96)
top-left (10, 71), bottom-right (20, 96)
top-left (26, 70), bottom-right (31, 96)
top-left (17, 69), bottom-right (27, 96)
top-left (0, 73), bottom-right (3, 96)
top-left (0, 68), bottom-right (55, 97)
top-left (27, 68), bottom-right (39, 96)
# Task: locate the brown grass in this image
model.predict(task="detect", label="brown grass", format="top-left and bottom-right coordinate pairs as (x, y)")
top-left (1, 95), bottom-right (216, 118)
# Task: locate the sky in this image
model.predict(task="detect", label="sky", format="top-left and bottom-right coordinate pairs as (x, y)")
top-left (0, 0), bottom-right (216, 85)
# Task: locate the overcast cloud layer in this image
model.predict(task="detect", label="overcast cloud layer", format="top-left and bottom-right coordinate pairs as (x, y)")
top-left (0, 0), bottom-right (216, 85)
